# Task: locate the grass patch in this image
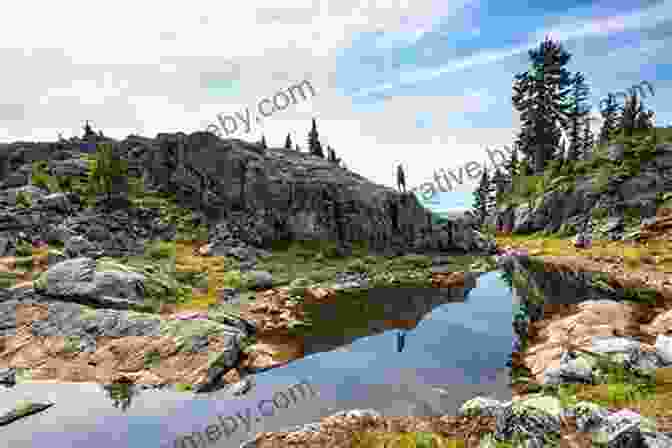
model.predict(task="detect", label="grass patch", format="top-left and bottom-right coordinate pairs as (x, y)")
top-left (144, 349), bottom-right (162, 369)
top-left (158, 318), bottom-right (228, 353)
top-left (63, 336), bottom-right (81, 353)
top-left (351, 430), bottom-right (466, 448)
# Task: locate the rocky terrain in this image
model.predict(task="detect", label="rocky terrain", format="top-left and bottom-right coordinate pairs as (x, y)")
top-left (11, 127), bottom-right (672, 446)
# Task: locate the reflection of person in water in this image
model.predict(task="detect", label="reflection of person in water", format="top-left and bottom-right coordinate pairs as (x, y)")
top-left (397, 330), bottom-right (406, 353)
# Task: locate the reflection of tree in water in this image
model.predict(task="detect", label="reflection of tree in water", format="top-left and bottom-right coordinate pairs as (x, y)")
top-left (498, 270), bottom-right (514, 292)
top-left (102, 379), bottom-right (140, 412)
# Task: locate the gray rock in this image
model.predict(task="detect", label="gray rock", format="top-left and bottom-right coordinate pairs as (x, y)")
top-left (64, 236), bottom-right (102, 259)
top-left (0, 367), bottom-right (16, 387)
top-left (229, 377), bottom-right (253, 396)
top-left (36, 193), bottom-right (72, 213)
top-left (34, 257), bottom-right (147, 309)
top-left (245, 270), bottom-right (273, 290)
top-left (655, 335), bottom-right (672, 365)
top-left (607, 143), bottom-right (626, 162)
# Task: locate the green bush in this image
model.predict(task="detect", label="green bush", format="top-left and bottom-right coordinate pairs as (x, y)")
top-left (221, 270), bottom-right (244, 289)
top-left (145, 241), bottom-right (176, 260)
top-left (15, 191), bottom-right (32, 209)
top-left (144, 350), bottom-right (162, 369)
top-left (346, 259), bottom-right (369, 273)
top-left (15, 241), bottom-right (33, 257)
top-left (63, 336), bottom-right (81, 353)
top-left (395, 254), bottom-right (432, 268)
top-left (31, 162), bottom-right (59, 193)
top-left (591, 207), bottom-right (608, 220)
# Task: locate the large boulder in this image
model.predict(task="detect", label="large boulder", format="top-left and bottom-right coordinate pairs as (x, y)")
top-left (33, 257), bottom-right (146, 309)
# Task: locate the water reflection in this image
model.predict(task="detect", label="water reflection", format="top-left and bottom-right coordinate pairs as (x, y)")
top-left (101, 380), bottom-right (140, 412)
top-left (396, 330), bottom-right (406, 353)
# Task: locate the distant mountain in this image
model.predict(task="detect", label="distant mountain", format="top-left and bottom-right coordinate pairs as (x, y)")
top-left (413, 191), bottom-right (473, 222)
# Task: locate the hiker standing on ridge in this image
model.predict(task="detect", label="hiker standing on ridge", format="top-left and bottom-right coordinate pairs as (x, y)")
top-left (396, 164), bottom-right (406, 193)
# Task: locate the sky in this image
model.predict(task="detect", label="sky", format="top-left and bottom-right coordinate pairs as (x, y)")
top-left (2, 0), bottom-right (670, 212)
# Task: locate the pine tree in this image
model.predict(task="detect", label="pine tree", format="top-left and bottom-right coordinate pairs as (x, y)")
top-left (490, 168), bottom-right (506, 209)
top-left (284, 133), bottom-right (293, 149)
top-left (83, 120), bottom-right (95, 139)
top-left (512, 36), bottom-right (574, 174)
top-left (307, 118), bottom-right (324, 158)
top-left (87, 142), bottom-right (128, 207)
top-left (598, 94), bottom-right (621, 145)
top-left (635, 109), bottom-right (655, 131)
top-left (619, 91), bottom-right (655, 137)
top-left (581, 116), bottom-right (595, 161)
top-left (472, 167), bottom-right (491, 226)
top-left (505, 145), bottom-right (519, 176)
top-left (518, 156), bottom-right (531, 177)
top-left (326, 145), bottom-right (341, 164)
top-left (564, 72), bottom-right (591, 162)
top-left (260, 135), bottom-right (267, 149)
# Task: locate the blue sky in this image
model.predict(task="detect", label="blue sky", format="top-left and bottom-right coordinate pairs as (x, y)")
top-left (3, 0), bottom-right (670, 213)
top-left (414, 191), bottom-right (474, 215)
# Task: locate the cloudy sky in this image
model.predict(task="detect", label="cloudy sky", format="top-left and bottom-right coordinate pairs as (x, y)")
top-left (2, 0), bottom-right (670, 211)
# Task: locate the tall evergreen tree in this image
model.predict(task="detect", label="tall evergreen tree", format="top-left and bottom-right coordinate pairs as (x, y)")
top-left (581, 116), bottom-right (595, 161)
top-left (503, 144), bottom-right (520, 182)
top-left (260, 135), bottom-right (267, 149)
top-left (87, 142), bottom-right (128, 207)
top-left (518, 155), bottom-right (532, 177)
top-left (490, 167), bottom-right (506, 208)
top-left (619, 91), bottom-right (655, 137)
top-left (472, 167), bottom-right (492, 226)
top-left (284, 133), bottom-right (293, 149)
top-left (598, 94), bottom-right (621, 145)
top-left (564, 72), bottom-right (591, 162)
top-left (307, 118), bottom-right (324, 158)
top-left (512, 36), bottom-right (574, 174)
top-left (327, 145), bottom-right (341, 164)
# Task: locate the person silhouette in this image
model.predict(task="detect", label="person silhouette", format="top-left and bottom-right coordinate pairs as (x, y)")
top-left (396, 329), bottom-right (406, 353)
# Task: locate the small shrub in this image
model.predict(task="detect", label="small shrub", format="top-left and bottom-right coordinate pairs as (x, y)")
top-left (15, 241), bottom-right (33, 257)
top-left (145, 241), bottom-right (176, 260)
top-left (15, 191), bottom-right (32, 209)
top-left (396, 254), bottom-right (432, 269)
top-left (174, 383), bottom-right (192, 392)
top-left (144, 350), bottom-right (162, 369)
top-left (63, 336), bottom-right (81, 353)
top-left (345, 259), bottom-right (369, 273)
top-left (220, 270), bottom-right (243, 289)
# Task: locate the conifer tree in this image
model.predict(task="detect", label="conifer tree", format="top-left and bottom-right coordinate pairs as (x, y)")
top-left (619, 91), bottom-right (655, 137)
top-left (87, 142), bottom-right (128, 207)
top-left (581, 116), bottom-right (595, 161)
top-left (490, 167), bottom-right (506, 209)
top-left (472, 167), bottom-right (492, 226)
top-left (512, 37), bottom-right (574, 174)
top-left (564, 72), bottom-right (591, 162)
top-left (260, 135), bottom-right (267, 149)
top-left (307, 118), bottom-right (324, 158)
top-left (503, 145), bottom-right (519, 181)
top-left (598, 94), bottom-right (621, 145)
top-left (284, 133), bottom-right (293, 149)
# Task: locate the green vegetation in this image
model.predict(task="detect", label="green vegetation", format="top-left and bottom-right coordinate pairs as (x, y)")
top-left (144, 349), bottom-right (162, 369)
top-left (351, 430), bottom-right (467, 448)
top-left (63, 335), bottom-right (82, 353)
top-left (31, 161), bottom-right (60, 193)
top-left (86, 142), bottom-right (129, 207)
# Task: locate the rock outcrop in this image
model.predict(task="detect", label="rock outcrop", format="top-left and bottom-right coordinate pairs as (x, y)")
top-left (0, 132), bottom-right (495, 259)
top-left (493, 142), bottom-right (672, 240)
